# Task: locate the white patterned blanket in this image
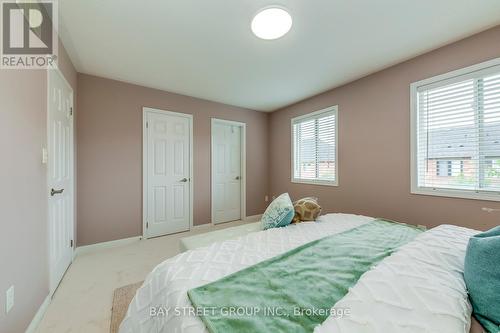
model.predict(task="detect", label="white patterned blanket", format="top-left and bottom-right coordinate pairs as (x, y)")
top-left (315, 224), bottom-right (479, 333)
top-left (120, 215), bottom-right (479, 333)
top-left (119, 213), bottom-right (373, 333)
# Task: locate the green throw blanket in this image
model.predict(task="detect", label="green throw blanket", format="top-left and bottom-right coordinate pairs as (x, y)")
top-left (188, 219), bottom-right (423, 333)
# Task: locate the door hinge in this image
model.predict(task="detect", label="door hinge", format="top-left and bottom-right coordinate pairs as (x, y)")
top-left (70, 239), bottom-right (73, 247)
top-left (146, 121), bottom-right (149, 129)
top-left (70, 107), bottom-right (73, 116)
top-left (146, 222), bottom-right (149, 229)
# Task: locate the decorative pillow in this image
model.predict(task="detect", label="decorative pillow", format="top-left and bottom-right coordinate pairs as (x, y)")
top-left (261, 193), bottom-right (294, 230)
top-left (464, 226), bottom-right (500, 333)
top-left (292, 197), bottom-right (322, 223)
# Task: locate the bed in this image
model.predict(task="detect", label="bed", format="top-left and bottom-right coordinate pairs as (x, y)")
top-left (119, 213), bottom-right (481, 333)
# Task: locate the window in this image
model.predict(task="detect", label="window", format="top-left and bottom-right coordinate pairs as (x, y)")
top-left (291, 106), bottom-right (338, 186)
top-left (411, 58), bottom-right (500, 201)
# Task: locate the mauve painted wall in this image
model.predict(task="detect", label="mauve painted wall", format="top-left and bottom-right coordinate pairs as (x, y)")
top-left (269, 25), bottom-right (500, 232)
top-left (76, 74), bottom-right (269, 246)
top-left (0, 40), bottom-right (76, 333)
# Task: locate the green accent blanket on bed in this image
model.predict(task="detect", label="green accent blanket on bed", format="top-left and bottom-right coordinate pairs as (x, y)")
top-left (188, 219), bottom-right (423, 333)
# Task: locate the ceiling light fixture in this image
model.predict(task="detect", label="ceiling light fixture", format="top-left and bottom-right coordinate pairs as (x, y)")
top-left (251, 7), bottom-right (292, 40)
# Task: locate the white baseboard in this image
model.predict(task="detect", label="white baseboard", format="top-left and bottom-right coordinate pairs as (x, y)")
top-left (244, 214), bottom-right (262, 222)
top-left (25, 295), bottom-right (50, 333)
top-left (75, 236), bottom-right (142, 256)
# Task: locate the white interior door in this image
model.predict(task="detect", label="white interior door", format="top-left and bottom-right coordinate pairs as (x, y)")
top-left (144, 109), bottom-right (192, 238)
top-left (212, 120), bottom-right (243, 224)
top-left (48, 69), bottom-right (74, 295)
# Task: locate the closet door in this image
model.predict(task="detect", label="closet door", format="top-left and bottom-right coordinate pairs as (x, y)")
top-left (212, 120), bottom-right (244, 224)
top-left (144, 109), bottom-right (192, 238)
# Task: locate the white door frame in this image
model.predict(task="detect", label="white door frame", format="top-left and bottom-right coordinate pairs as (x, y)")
top-left (211, 118), bottom-right (247, 224)
top-left (142, 107), bottom-right (194, 238)
top-left (47, 68), bottom-right (75, 296)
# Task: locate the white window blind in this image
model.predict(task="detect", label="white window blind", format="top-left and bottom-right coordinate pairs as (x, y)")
top-left (413, 61), bottom-right (500, 200)
top-left (292, 106), bottom-right (338, 186)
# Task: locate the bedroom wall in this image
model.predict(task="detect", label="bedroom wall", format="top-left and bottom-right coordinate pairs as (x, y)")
top-left (76, 74), bottom-right (269, 246)
top-left (269, 25), bottom-right (500, 232)
top-left (0, 40), bottom-right (77, 333)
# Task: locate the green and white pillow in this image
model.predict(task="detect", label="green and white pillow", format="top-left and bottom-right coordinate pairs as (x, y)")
top-left (261, 193), bottom-right (294, 230)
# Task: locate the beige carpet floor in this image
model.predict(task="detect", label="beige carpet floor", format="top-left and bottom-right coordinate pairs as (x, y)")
top-left (110, 282), bottom-right (143, 333)
top-left (35, 219), bottom-right (255, 333)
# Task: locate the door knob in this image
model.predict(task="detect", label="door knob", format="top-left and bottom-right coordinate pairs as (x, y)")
top-left (50, 188), bottom-right (64, 196)
top-left (179, 178), bottom-right (188, 182)
top-left (235, 176), bottom-right (241, 180)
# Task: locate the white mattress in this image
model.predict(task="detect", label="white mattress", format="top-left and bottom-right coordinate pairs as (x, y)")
top-left (119, 213), bottom-right (373, 333)
top-left (314, 224), bottom-right (479, 333)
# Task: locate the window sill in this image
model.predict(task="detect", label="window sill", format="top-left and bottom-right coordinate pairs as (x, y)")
top-left (411, 187), bottom-right (500, 202)
top-left (291, 179), bottom-right (338, 187)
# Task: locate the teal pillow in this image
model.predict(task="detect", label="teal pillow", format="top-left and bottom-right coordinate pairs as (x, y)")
top-left (464, 226), bottom-right (500, 333)
top-left (261, 193), bottom-right (294, 230)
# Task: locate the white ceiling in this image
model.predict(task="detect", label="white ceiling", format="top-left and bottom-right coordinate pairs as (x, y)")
top-left (59, 0), bottom-right (500, 112)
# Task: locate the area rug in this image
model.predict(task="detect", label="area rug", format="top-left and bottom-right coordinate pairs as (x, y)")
top-left (110, 281), bottom-right (143, 333)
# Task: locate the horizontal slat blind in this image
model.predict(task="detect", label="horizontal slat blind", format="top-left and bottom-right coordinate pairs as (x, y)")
top-left (416, 66), bottom-right (500, 193)
top-left (292, 109), bottom-right (336, 183)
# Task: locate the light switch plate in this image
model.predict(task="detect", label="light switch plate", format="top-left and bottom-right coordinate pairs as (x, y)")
top-left (6, 285), bottom-right (14, 314)
top-left (42, 147), bottom-right (48, 164)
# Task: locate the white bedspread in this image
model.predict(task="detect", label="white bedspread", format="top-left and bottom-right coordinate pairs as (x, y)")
top-left (119, 213), bottom-right (373, 333)
top-left (314, 224), bottom-right (479, 333)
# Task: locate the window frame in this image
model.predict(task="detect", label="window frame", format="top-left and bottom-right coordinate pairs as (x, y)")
top-left (410, 57), bottom-right (500, 202)
top-left (290, 105), bottom-right (339, 187)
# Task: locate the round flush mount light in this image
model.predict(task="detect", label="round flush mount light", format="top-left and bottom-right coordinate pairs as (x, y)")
top-left (251, 7), bottom-right (292, 40)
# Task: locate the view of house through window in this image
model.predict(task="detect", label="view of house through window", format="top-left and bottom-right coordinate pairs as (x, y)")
top-left (292, 107), bottom-right (337, 185)
top-left (435, 159), bottom-right (463, 177)
top-left (413, 65), bottom-right (500, 197)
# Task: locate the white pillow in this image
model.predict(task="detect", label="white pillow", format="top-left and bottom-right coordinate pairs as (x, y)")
top-left (261, 193), bottom-right (294, 230)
